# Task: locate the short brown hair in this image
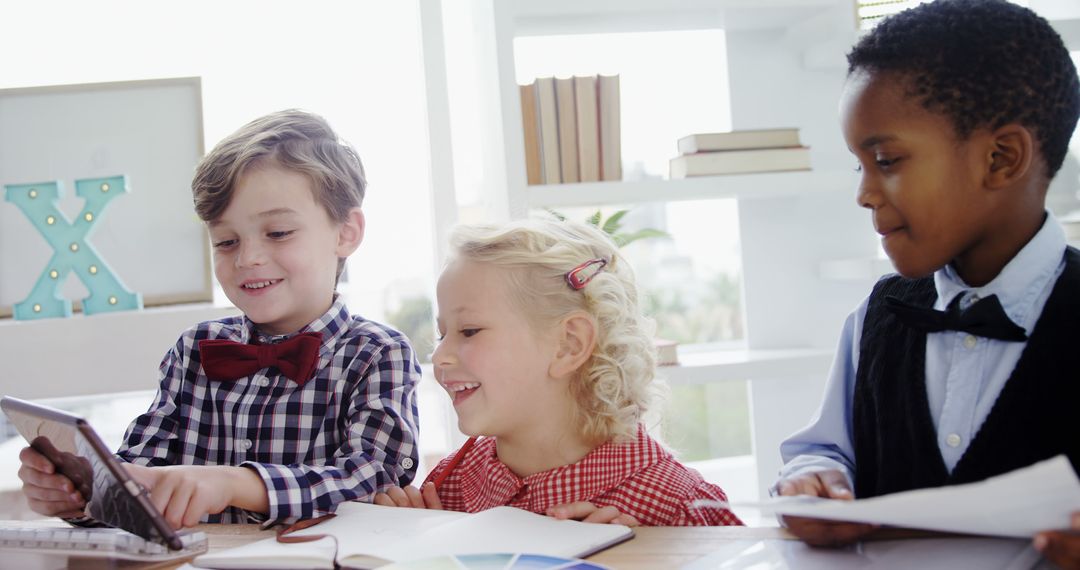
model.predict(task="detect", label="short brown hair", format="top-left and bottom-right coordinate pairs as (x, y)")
top-left (192, 109), bottom-right (366, 223)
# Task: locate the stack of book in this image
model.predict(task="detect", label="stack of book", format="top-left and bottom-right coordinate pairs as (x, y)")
top-left (654, 338), bottom-right (679, 367)
top-left (668, 128), bottom-right (810, 178)
top-left (520, 75), bottom-right (622, 185)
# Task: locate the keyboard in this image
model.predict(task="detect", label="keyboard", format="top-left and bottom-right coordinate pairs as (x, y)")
top-left (0, 522), bottom-right (208, 562)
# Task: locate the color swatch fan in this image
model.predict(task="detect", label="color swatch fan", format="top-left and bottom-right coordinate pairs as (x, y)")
top-left (375, 553), bottom-right (610, 570)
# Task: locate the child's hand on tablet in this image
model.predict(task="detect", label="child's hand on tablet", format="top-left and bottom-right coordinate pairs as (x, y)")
top-left (124, 463), bottom-right (269, 529)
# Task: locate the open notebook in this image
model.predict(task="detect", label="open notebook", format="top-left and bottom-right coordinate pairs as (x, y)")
top-left (193, 502), bottom-right (634, 570)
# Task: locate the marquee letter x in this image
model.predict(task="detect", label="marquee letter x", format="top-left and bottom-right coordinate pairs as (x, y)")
top-left (4, 176), bottom-right (142, 320)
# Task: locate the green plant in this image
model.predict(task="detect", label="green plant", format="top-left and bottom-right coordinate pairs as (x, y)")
top-left (386, 295), bottom-right (435, 363)
top-left (547, 209), bottom-right (669, 248)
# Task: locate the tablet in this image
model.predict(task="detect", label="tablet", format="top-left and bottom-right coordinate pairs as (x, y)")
top-left (0, 396), bottom-right (184, 550)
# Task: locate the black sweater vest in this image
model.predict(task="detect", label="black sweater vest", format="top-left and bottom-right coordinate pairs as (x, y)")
top-left (852, 248), bottom-right (1080, 498)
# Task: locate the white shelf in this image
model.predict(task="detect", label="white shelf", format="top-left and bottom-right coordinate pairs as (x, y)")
top-left (1051, 17), bottom-right (1080, 50)
top-left (507, 0), bottom-right (846, 36)
top-left (526, 169), bottom-right (857, 209)
top-left (657, 347), bottom-right (834, 385)
top-left (0, 303), bottom-right (238, 400)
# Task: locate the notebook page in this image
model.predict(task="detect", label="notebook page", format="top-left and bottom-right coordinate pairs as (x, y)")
top-left (308, 502), bottom-right (467, 561)
top-left (193, 535), bottom-right (337, 570)
top-left (398, 506), bottom-right (633, 561)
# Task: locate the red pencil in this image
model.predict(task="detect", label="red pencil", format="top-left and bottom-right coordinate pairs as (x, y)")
top-left (431, 436), bottom-right (478, 490)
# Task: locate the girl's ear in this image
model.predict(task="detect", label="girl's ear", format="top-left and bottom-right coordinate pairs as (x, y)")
top-left (985, 123), bottom-right (1035, 189)
top-left (549, 312), bottom-right (597, 380)
top-left (336, 207), bottom-right (365, 257)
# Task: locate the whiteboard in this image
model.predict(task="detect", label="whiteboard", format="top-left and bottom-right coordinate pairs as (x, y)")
top-left (0, 77), bottom-right (210, 317)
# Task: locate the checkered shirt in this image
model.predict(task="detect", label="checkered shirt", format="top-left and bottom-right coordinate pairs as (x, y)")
top-left (117, 297), bottom-right (420, 524)
top-left (423, 425), bottom-right (742, 526)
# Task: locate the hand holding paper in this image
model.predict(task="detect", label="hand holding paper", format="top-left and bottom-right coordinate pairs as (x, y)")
top-left (775, 469), bottom-right (876, 546)
top-left (1034, 511), bottom-right (1080, 570)
top-left (727, 456), bottom-right (1080, 540)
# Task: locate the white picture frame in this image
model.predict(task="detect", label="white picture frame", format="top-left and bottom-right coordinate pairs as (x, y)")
top-left (0, 77), bottom-right (210, 317)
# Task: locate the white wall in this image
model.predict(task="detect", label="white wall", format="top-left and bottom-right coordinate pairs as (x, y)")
top-left (0, 304), bottom-right (235, 400)
top-left (725, 25), bottom-right (880, 496)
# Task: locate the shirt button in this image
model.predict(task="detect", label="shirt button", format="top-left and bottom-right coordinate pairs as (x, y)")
top-left (401, 458), bottom-right (414, 470)
top-left (257, 377), bottom-right (270, 387)
top-left (945, 433), bottom-right (962, 448)
top-left (963, 335), bottom-right (977, 349)
top-left (239, 439), bottom-right (252, 451)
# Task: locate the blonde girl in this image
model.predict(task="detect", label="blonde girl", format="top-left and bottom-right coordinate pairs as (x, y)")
top-left (376, 218), bottom-right (740, 526)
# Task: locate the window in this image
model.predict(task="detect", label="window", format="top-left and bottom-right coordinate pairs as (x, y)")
top-left (856, 0), bottom-right (928, 30)
top-left (503, 31), bottom-right (753, 468)
top-left (857, 0), bottom-right (1034, 31)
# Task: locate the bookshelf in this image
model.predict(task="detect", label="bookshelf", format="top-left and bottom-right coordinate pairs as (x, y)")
top-left (418, 0), bottom-right (880, 498)
top-left (660, 347), bottom-right (835, 386)
top-left (527, 170), bottom-right (858, 209)
top-left (507, 0), bottom-right (846, 37)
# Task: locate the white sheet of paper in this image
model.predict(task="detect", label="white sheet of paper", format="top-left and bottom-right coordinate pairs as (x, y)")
top-left (734, 455), bottom-right (1080, 538)
top-left (193, 536), bottom-right (338, 570)
top-left (294, 501), bottom-right (467, 561)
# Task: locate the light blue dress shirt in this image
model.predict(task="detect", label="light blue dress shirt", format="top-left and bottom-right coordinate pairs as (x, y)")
top-left (778, 215), bottom-right (1067, 489)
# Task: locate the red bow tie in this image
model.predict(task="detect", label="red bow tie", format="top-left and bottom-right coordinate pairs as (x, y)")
top-left (199, 332), bottom-right (323, 386)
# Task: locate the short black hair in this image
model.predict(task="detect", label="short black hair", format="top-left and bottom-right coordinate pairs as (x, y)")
top-left (847, 0), bottom-right (1079, 178)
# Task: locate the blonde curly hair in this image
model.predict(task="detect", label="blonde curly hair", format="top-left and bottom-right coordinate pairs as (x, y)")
top-left (448, 217), bottom-right (661, 445)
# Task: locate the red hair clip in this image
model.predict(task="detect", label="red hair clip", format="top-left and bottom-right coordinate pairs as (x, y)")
top-left (566, 258), bottom-right (608, 290)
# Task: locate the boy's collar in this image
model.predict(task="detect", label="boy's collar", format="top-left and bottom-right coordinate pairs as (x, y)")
top-left (935, 211), bottom-right (1065, 328)
top-left (242, 295), bottom-right (350, 347)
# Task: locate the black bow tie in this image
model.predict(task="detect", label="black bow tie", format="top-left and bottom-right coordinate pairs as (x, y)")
top-left (884, 293), bottom-right (1028, 342)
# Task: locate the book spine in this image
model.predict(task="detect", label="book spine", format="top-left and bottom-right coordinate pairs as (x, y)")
top-left (535, 77), bottom-right (561, 184)
top-left (676, 129), bottom-right (802, 154)
top-left (574, 76), bottom-right (600, 183)
top-left (669, 147), bottom-right (811, 178)
top-left (554, 77), bottom-right (579, 184)
top-left (520, 83), bottom-right (542, 185)
top-left (598, 74), bottom-right (622, 182)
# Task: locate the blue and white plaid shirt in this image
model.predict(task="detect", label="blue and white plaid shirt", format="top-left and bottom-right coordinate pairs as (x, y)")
top-left (117, 297), bottom-right (420, 524)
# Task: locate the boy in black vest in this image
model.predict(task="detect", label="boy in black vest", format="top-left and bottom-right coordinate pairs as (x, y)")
top-left (774, 1), bottom-right (1080, 566)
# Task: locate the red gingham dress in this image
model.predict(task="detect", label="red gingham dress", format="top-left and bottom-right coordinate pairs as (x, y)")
top-left (423, 425), bottom-right (742, 526)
